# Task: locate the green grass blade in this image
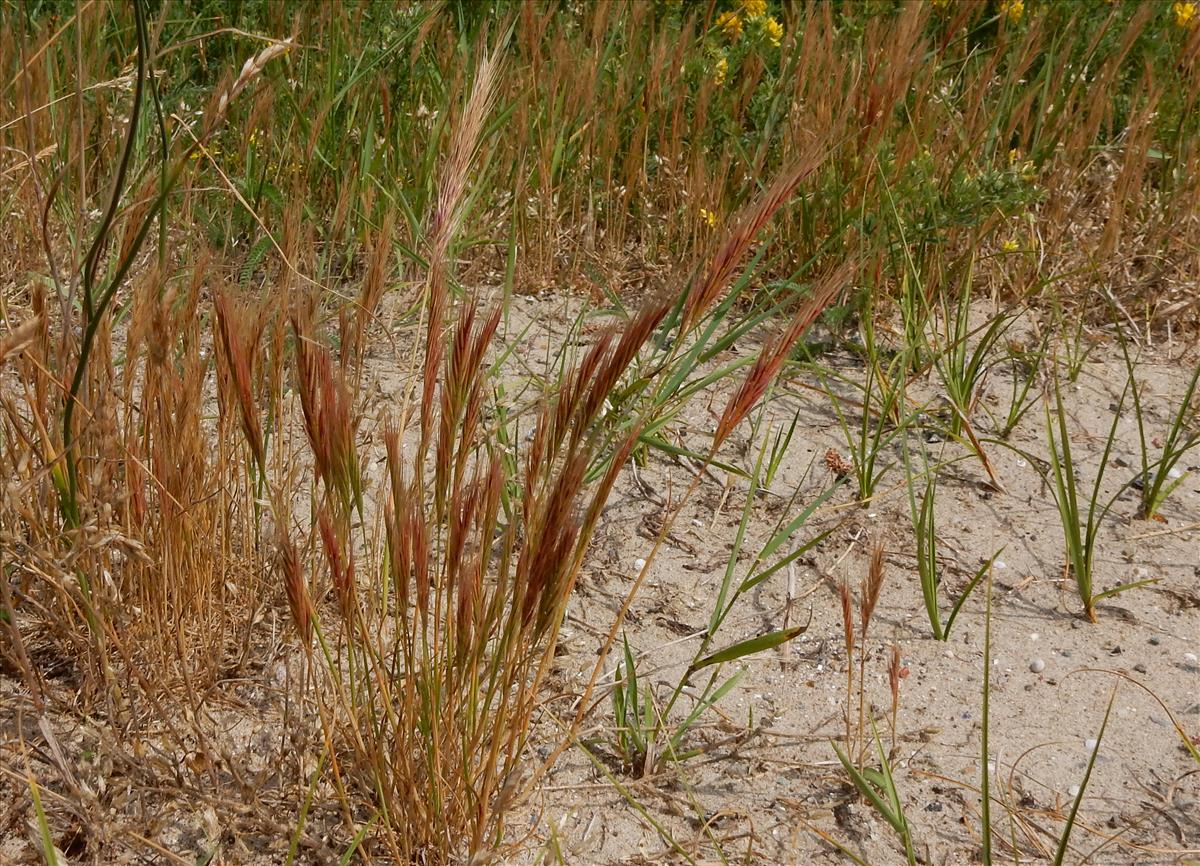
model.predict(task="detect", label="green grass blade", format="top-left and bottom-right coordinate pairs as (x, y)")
top-left (689, 624), bottom-right (809, 674)
top-left (1051, 690), bottom-right (1117, 866)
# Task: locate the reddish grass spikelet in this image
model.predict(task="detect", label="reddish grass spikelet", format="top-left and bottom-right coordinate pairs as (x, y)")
top-left (277, 531), bottom-right (313, 645)
top-left (713, 261), bottom-right (854, 447)
top-left (434, 302), bottom-right (501, 518)
top-left (888, 644), bottom-right (905, 708)
top-left (318, 507), bottom-right (355, 621)
top-left (682, 151), bottom-right (828, 333)
top-left (838, 580), bottom-right (855, 662)
top-left (519, 452), bottom-right (586, 634)
top-left (214, 293), bottom-right (264, 468)
top-left (860, 541), bottom-right (886, 638)
top-left (888, 642), bottom-right (905, 752)
top-left (293, 317), bottom-right (360, 511)
top-left (579, 299), bottom-right (672, 430)
top-left (421, 48), bottom-right (502, 461)
top-left (555, 332), bottom-right (613, 449)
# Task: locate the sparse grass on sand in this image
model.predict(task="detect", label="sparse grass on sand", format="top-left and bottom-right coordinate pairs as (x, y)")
top-left (1, 2), bottom-right (1199, 864)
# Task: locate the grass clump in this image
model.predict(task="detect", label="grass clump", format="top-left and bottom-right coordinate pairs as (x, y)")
top-left (1, 1), bottom-right (1198, 862)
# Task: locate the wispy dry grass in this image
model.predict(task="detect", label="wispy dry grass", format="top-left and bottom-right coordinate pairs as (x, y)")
top-left (1, 1), bottom-right (1197, 862)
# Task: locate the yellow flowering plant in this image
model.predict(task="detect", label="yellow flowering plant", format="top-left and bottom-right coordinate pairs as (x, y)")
top-left (742, 0), bottom-right (767, 19)
top-left (762, 16), bottom-right (784, 48)
top-left (999, 0), bottom-right (1024, 24)
top-left (1174, 2), bottom-right (1198, 29)
top-left (716, 10), bottom-right (743, 39)
top-left (713, 55), bottom-right (729, 85)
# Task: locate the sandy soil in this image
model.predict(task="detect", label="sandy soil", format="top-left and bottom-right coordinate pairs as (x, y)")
top-left (2, 294), bottom-right (1198, 865)
top-left (515, 299), bottom-right (1200, 866)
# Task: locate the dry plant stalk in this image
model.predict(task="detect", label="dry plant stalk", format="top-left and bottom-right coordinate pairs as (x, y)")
top-left (838, 542), bottom-right (887, 764)
top-left (839, 580), bottom-right (856, 752)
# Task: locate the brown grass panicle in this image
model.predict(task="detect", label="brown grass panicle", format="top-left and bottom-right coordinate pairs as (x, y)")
top-left (837, 541), bottom-right (889, 765)
top-left (714, 259), bottom-right (856, 449)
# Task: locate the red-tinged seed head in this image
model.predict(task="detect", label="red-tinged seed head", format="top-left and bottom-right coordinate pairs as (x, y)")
top-left (861, 542), bottom-right (886, 637)
top-left (277, 532), bottom-right (313, 645)
top-left (839, 580), bottom-right (855, 656)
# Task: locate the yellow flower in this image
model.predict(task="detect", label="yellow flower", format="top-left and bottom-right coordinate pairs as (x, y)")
top-left (763, 16), bottom-right (784, 47)
top-left (742, 0), bottom-right (767, 19)
top-left (931, 0), bottom-right (950, 8)
top-left (1001, 238), bottom-right (1020, 252)
top-left (716, 10), bottom-right (743, 38)
top-left (713, 56), bottom-right (729, 86)
top-left (1174, 2), bottom-right (1198, 28)
top-left (999, 0), bottom-right (1024, 23)
top-left (699, 208), bottom-right (718, 228)
top-left (190, 142), bottom-right (221, 161)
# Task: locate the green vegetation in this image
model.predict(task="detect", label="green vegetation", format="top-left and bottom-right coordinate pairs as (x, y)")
top-left (2, 1), bottom-right (1197, 863)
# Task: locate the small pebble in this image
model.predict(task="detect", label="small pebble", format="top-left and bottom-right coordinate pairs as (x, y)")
top-left (1030, 633), bottom-right (1040, 641)
top-left (1068, 785), bottom-right (1081, 798)
top-left (1084, 738), bottom-right (1098, 750)
top-left (994, 560), bottom-right (1007, 570)
top-left (1134, 663), bottom-right (1148, 674)
top-left (1184, 652), bottom-right (1199, 669)
top-left (1071, 619), bottom-right (1084, 629)
top-left (1149, 635), bottom-right (1161, 646)
top-left (1168, 467), bottom-right (1184, 480)
top-left (633, 558), bottom-right (646, 572)
top-left (1029, 658), bottom-right (1046, 674)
